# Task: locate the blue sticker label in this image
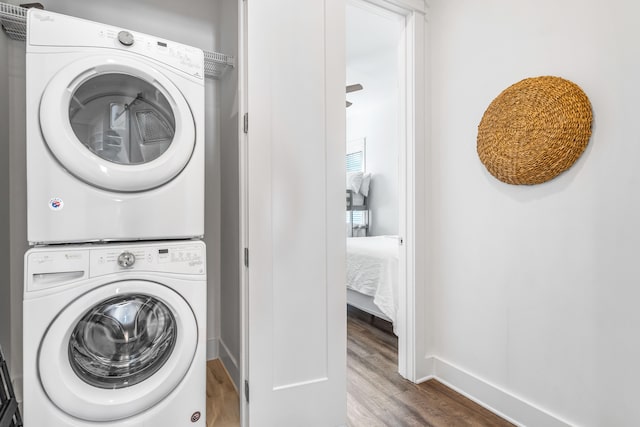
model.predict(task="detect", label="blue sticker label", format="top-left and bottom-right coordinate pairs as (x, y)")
top-left (49, 197), bottom-right (64, 211)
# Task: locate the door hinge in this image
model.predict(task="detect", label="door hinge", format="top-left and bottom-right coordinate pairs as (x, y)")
top-left (244, 248), bottom-right (249, 267)
top-left (244, 380), bottom-right (249, 402)
top-left (243, 113), bottom-right (248, 133)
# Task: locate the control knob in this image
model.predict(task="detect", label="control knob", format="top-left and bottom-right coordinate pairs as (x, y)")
top-left (118, 31), bottom-right (134, 46)
top-left (117, 251), bottom-right (136, 268)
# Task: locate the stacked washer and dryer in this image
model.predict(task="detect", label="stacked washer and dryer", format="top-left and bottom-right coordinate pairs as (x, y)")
top-left (23, 9), bottom-right (207, 427)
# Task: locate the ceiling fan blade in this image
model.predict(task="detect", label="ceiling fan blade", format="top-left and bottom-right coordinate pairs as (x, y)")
top-left (346, 101), bottom-right (353, 108)
top-left (346, 83), bottom-right (363, 93)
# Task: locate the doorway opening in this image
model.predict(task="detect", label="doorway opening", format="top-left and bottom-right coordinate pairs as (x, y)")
top-left (345, 0), bottom-right (413, 388)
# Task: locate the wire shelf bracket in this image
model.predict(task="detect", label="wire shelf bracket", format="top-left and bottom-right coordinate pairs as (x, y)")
top-left (0, 2), bottom-right (234, 79)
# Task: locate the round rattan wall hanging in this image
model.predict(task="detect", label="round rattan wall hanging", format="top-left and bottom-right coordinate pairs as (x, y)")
top-left (477, 76), bottom-right (592, 185)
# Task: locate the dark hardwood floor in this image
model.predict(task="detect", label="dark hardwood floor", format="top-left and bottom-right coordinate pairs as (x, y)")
top-left (347, 306), bottom-right (514, 427)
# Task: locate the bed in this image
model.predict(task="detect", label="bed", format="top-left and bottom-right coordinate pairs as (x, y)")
top-left (346, 235), bottom-right (400, 333)
top-left (346, 172), bottom-right (371, 237)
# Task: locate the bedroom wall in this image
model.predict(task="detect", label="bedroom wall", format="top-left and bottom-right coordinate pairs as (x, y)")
top-left (346, 2), bottom-right (403, 236)
top-left (429, 0), bottom-right (640, 425)
top-left (7, 0), bottom-right (225, 395)
top-left (346, 99), bottom-right (398, 236)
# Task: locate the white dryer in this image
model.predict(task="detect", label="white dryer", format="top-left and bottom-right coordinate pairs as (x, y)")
top-left (23, 240), bottom-right (206, 426)
top-left (26, 9), bottom-right (205, 244)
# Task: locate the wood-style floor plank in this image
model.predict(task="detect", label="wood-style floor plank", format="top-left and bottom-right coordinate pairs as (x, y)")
top-left (206, 308), bottom-right (514, 426)
top-left (347, 306), bottom-right (514, 427)
top-left (206, 359), bottom-right (240, 427)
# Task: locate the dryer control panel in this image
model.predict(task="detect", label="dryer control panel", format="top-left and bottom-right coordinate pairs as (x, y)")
top-left (28, 9), bottom-right (205, 80)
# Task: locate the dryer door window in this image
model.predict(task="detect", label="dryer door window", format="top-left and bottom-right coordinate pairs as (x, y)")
top-left (68, 294), bottom-right (177, 389)
top-left (69, 74), bottom-right (176, 166)
top-left (39, 55), bottom-right (199, 192)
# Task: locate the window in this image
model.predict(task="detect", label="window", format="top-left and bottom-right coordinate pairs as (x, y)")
top-left (346, 138), bottom-right (365, 173)
top-left (346, 138), bottom-right (366, 230)
top-left (346, 151), bottom-right (363, 173)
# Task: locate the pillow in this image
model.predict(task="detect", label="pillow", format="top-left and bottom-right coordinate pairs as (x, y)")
top-left (346, 172), bottom-right (363, 193)
top-left (350, 192), bottom-right (365, 206)
top-left (360, 173), bottom-right (371, 197)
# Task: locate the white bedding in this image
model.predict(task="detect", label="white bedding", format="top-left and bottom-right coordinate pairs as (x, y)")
top-left (346, 236), bottom-right (399, 328)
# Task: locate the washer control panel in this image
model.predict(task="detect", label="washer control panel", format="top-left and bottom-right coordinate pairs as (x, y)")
top-left (26, 250), bottom-right (89, 292)
top-left (91, 243), bottom-right (205, 276)
top-left (25, 242), bottom-right (205, 293)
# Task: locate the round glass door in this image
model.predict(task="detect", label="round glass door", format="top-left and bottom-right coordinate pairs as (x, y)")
top-left (38, 280), bottom-right (198, 422)
top-left (69, 74), bottom-right (176, 166)
top-left (68, 294), bottom-right (176, 389)
top-left (39, 55), bottom-right (197, 192)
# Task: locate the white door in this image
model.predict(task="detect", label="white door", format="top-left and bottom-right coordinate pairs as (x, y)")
top-left (243, 0), bottom-right (346, 425)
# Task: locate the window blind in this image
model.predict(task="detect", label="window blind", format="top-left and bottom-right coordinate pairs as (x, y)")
top-left (346, 151), bottom-right (363, 173)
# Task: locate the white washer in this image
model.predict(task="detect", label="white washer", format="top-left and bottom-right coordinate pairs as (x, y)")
top-left (23, 241), bottom-right (206, 426)
top-left (26, 9), bottom-right (205, 245)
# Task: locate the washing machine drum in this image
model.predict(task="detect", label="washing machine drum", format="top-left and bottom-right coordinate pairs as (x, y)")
top-left (39, 55), bottom-right (196, 192)
top-left (38, 281), bottom-right (198, 422)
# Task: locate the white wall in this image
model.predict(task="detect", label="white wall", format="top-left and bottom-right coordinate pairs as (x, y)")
top-left (346, 2), bottom-right (403, 236)
top-left (7, 0), bottom-right (225, 387)
top-left (346, 100), bottom-right (399, 236)
top-left (42, 0), bottom-right (218, 48)
top-left (0, 16), bottom-right (10, 366)
top-left (429, 0), bottom-right (640, 425)
top-left (8, 27), bottom-right (26, 387)
top-left (218, 0), bottom-right (241, 389)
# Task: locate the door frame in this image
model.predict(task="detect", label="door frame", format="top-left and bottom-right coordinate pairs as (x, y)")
top-left (239, 0), bottom-right (248, 425)
top-left (347, 0), bottom-right (428, 382)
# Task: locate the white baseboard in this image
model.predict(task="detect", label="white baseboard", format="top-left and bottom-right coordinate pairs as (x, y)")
top-left (418, 356), bottom-right (574, 427)
top-left (415, 373), bottom-right (434, 383)
top-left (218, 338), bottom-right (241, 392)
top-left (206, 338), bottom-right (219, 361)
top-left (414, 353), bottom-right (436, 383)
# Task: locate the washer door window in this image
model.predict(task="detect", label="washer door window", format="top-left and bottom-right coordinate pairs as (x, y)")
top-left (38, 281), bottom-right (198, 422)
top-left (40, 55), bottom-right (196, 192)
top-left (68, 294), bottom-right (176, 389)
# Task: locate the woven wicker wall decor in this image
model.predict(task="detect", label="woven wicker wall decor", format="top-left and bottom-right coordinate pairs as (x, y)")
top-left (477, 76), bottom-right (593, 185)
